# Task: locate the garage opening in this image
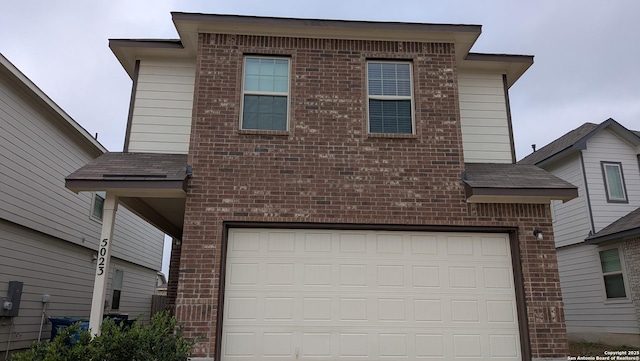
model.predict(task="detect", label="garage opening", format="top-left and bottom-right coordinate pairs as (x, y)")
top-left (221, 228), bottom-right (522, 360)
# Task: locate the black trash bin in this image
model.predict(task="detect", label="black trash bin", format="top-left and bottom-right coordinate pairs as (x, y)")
top-left (49, 317), bottom-right (89, 342)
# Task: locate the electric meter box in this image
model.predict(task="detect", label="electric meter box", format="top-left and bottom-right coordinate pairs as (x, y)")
top-left (0, 281), bottom-right (24, 317)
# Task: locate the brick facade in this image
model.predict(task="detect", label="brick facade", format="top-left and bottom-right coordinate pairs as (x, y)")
top-left (172, 33), bottom-right (568, 359)
top-left (623, 237), bottom-right (640, 325)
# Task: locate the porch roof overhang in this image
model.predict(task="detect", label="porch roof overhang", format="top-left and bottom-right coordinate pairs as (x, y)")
top-left (65, 152), bottom-right (190, 239)
top-left (462, 163), bottom-right (578, 204)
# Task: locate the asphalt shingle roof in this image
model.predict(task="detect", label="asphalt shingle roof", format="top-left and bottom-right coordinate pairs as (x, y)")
top-left (586, 207), bottom-right (640, 243)
top-left (518, 123), bottom-right (598, 165)
top-left (463, 163), bottom-right (577, 189)
top-left (66, 152), bottom-right (189, 181)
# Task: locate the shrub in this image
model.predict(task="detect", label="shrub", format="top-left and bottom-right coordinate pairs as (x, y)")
top-left (11, 312), bottom-right (194, 361)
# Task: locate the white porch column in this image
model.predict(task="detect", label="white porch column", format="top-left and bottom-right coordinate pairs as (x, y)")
top-left (89, 192), bottom-right (118, 336)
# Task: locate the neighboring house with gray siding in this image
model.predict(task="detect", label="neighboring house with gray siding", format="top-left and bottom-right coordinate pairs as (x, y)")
top-left (520, 118), bottom-right (640, 346)
top-left (0, 53), bottom-right (165, 353)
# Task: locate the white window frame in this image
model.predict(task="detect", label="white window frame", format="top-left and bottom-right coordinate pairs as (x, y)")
top-left (598, 245), bottom-right (630, 303)
top-left (239, 56), bottom-right (291, 131)
top-left (90, 191), bottom-right (106, 221)
top-left (366, 60), bottom-right (415, 135)
top-left (601, 161), bottom-right (628, 203)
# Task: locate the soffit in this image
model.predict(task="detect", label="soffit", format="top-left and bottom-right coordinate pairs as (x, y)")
top-left (460, 53), bottom-right (534, 88)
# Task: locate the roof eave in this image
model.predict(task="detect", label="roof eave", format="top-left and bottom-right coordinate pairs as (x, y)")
top-left (171, 12), bottom-right (482, 64)
top-left (461, 53), bottom-right (534, 88)
top-left (108, 39), bottom-right (187, 79)
top-left (65, 178), bottom-right (188, 198)
top-left (585, 228), bottom-right (640, 244)
top-left (464, 184), bottom-right (578, 204)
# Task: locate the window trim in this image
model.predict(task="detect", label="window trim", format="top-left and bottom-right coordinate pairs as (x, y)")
top-left (598, 245), bottom-right (630, 303)
top-left (600, 161), bottom-right (628, 203)
top-left (90, 191), bottom-right (106, 222)
top-left (239, 56), bottom-right (291, 132)
top-left (366, 60), bottom-right (415, 135)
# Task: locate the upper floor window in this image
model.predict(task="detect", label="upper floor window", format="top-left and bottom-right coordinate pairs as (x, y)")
top-left (91, 191), bottom-right (106, 221)
top-left (599, 247), bottom-right (628, 299)
top-left (241, 57), bottom-right (290, 131)
top-left (601, 162), bottom-right (627, 203)
top-left (367, 61), bottom-right (413, 134)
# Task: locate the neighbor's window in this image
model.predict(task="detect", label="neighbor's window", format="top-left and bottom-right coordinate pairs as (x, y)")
top-left (241, 57), bottom-right (290, 131)
top-left (599, 248), bottom-right (627, 299)
top-left (91, 191), bottom-right (106, 221)
top-left (601, 162), bottom-right (627, 202)
top-left (367, 61), bottom-right (413, 134)
top-left (111, 269), bottom-right (124, 310)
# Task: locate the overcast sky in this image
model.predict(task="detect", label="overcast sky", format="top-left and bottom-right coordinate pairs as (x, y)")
top-left (2, 0), bottom-right (639, 274)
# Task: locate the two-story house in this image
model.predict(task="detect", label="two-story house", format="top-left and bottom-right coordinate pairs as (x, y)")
top-left (519, 118), bottom-right (640, 346)
top-left (66, 13), bottom-right (578, 361)
top-left (0, 53), bottom-right (165, 353)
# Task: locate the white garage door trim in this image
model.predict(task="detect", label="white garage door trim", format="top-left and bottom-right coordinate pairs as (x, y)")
top-left (221, 228), bottom-right (524, 360)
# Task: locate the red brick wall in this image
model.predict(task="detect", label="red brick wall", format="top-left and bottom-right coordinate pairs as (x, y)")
top-left (175, 33), bottom-right (568, 359)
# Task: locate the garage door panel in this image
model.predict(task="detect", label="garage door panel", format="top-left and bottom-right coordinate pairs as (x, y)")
top-left (223, 229), bottom-right (521, 360)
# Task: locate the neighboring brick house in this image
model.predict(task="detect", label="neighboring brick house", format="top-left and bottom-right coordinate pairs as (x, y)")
top-left (520, 118), bottom-right (640, 346)
top-left (66, 13), bottom-right (578, 360)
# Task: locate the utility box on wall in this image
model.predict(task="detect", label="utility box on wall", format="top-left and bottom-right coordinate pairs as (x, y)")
top-left (0, 281), bottom-right (24, 317)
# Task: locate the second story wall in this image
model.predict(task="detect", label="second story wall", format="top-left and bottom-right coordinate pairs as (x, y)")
top-left (458, 71), bottom-right (512, 163)
top-left (127, 59), bottom-right (195, 154)
top-left (582, 129), bottom-right (640, 232)
top-left (187, 34), bottom-right (467, 218)
top-left (0, 72), bottom-right (164, 270)
top-left (547, 153), bottom-right (591, 247)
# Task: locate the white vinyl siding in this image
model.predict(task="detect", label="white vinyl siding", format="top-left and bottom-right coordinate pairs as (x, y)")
top-left (458, 72), bottom-right (512, 163)
top-left (0, 71), bottom-right (163, 270)
top-left (128, 59), bottom-right (195, 154)
top-left (581, 129), bottom-right (640, 232)
top-left (547, 154), bottom-right (592, 248)
top-left (0, 220), bottom-right (156, 351)
top-left (223, 229), bottom-right (521, 361)
top-left (106, 259), bottom-right (157, 318)
top-left (557, 244), bottom-right (639, 335)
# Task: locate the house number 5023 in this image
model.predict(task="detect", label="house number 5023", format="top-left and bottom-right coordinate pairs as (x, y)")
top-left (97, 238), bottom-right (108, 275)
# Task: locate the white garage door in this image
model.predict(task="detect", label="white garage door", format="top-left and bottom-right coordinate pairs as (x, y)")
top-left (222, 229), bottom-right (521, 360)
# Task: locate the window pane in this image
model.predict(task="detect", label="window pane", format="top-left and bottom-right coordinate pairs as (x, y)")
top-left (604, 164), bottom-right (625, 200)
top-left (368, 62), bottom-right (411, 96)
top-left (600, 249), bottom-right (622, 273)
top-left (114, 269), bottom-right (124, 289)
top-left (244, 75), bottom-right (260, 91)
top-left (274, 76), bottom-right (288, 93)
top-left (369, 99), bottom-right (412, 134)
top-left (260, 60), bottom-right (275, 76)
top-left (92, 194), bottom-right (105, 220)
top-left (274, 60), bottom-right (288, 76)
top-left (604, 274), bottom-right (626, 298)
top-left (111, 289), bottom-right (121, 310)
top-left (245, 58), bottom-right (260, 75)
top-left (244, 57), bottom-right (289, 93)
top-left (242, 95), bottom-right (287, 130)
